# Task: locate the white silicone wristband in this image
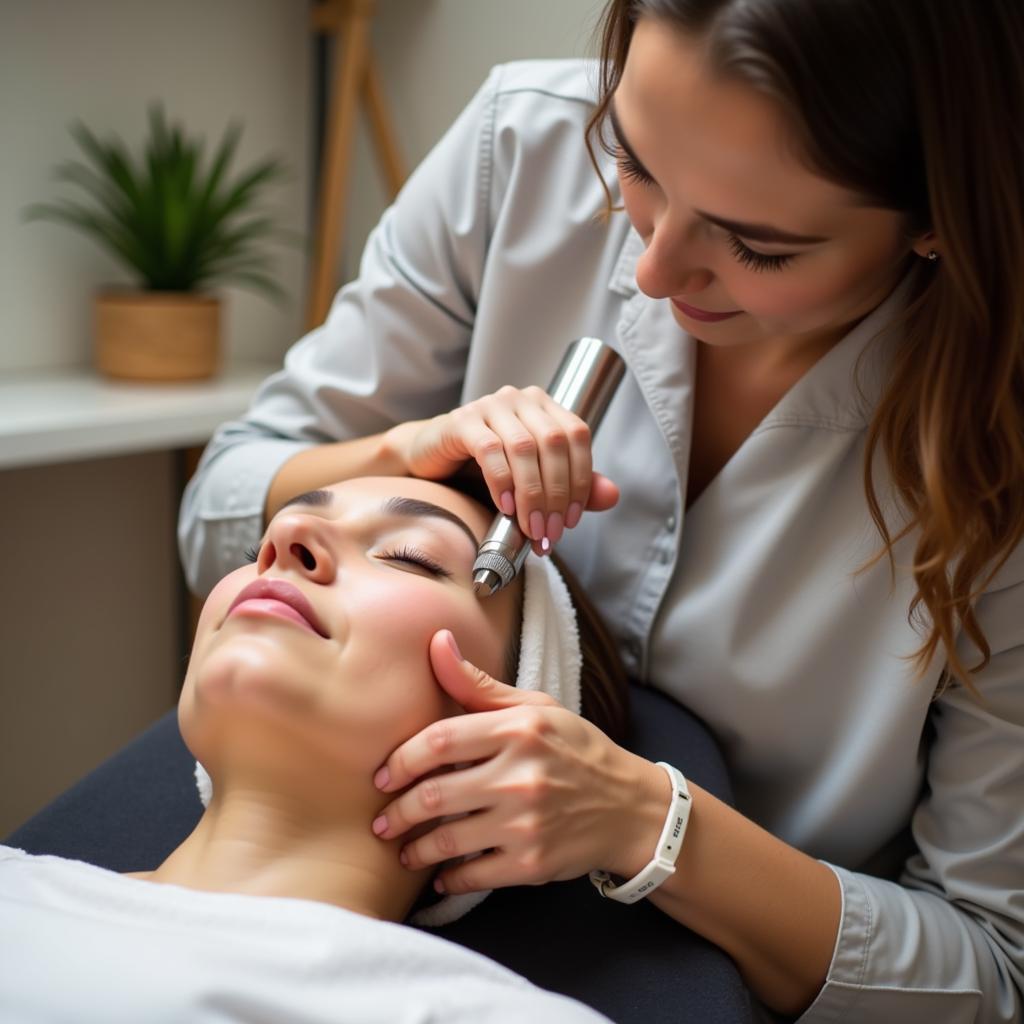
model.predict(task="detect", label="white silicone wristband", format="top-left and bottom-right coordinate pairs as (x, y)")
top-left (589, 761), bottom-right (691, 904)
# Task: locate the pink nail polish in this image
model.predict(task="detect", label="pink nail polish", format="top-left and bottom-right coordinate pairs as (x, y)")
top-left (433, 877), bottom-right (446, 894)
top-left (373, 766), bottom-right (390, 790)
top-left (500, 490), bottom-right (515, 516)
top-left (372, 814), bottom-right (388, 836)
top-left (529, 510), bottom-right (545, 541)
top-left (399, 848), bottom-right (409, 867)
top-left (547, 511), bottom-right (563, 544)
top-left (565, 502), bottom-right (582, 529)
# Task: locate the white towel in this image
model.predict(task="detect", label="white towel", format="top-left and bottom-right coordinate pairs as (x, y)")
top-left (194, 554), bottom-right (582, 926)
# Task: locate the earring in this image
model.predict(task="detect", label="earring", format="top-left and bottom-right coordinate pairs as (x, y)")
top-left (926, 250), bottom-right (939, 261)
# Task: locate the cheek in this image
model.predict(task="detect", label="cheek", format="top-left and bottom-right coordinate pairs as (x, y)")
top-left (318, 582), bottom-right (470, 757)
top-left (731, 248), bottom-right (900, 330)
top-left (190, 569), bottom-right (254, 647)
top-left (181, 567), bottom-right (255, 695)
top-left (334, 581), bottom-right (507, 749)
top-left (736, 223), bottom-right (910, 328)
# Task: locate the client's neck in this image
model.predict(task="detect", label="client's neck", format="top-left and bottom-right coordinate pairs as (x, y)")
top-left (143, 739), bottom-right (427, 922)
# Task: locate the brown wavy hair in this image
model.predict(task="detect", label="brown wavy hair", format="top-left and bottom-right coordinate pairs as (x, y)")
top-left (586, 0), bottom-right (1024, 692)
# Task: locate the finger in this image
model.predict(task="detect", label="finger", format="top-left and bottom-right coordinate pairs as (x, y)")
top-left (429, 630), bottom-right (557, 714)
top-left (374, 631), bottom-right (558, 795)
top-left (434, 849), bottom-right (539, 894)
top-left (515, 399), bottom-right (573, 543)
top-left (374, 707), bottom-right (504, 794)
top-left (584, 472), bottom-right (620, 512)
top-left (481, 402), bottom-right (546, 541)
top-left (445, 405), bottom-right (516, 516)
top-left (374, 762), bottom-right (495, 840)
top-left (399, 812), bottom-right (499, 870)
top-left (546, 407), bottom-right (592, 535)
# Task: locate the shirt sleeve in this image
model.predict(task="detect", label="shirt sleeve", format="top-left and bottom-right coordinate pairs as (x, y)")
top-left (178, 67), bottom-right (503, 596)
top-left (799, 554), bottom-right (1024, 1023)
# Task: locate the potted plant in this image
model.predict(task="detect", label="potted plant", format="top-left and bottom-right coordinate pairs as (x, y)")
top-left (25, 106), bottom-right (293, 381)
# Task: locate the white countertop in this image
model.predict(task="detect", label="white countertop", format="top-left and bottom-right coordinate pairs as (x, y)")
top-left (0, 363), bottom-right (279, 469)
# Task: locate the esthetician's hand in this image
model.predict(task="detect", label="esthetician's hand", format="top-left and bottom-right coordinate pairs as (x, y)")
top-left (370, 630), bottom-right (666, 894)
top-left (385, 387), bottom-right (619, 550)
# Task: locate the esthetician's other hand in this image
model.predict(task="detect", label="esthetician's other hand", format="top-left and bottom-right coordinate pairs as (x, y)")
top-left (385, 387), bottom-right (619, 549)
top-left (371, 630), bottom-right (665, 895)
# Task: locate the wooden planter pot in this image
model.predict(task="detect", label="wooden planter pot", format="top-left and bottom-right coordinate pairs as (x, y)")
top-left (95, 292), bottom-right (221, 381)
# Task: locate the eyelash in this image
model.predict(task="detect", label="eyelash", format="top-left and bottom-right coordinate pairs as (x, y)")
top-left (379, 545), bottom-right (452, 579)
top-left (614, 150), bottom-right (796, 273)
top-left (243, 541), bottom-right (451, 579)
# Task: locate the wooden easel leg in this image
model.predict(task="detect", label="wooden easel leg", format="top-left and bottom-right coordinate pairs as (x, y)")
top-left (306, 4), bottom-right (373, 331)
top-left (362, 52), bottom-right (406, 198)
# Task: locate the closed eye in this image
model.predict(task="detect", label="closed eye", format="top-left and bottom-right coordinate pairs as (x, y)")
top-left (615, 147), bottom-right (655, 188)
top-left (379, 545), bottom-right (452, 579)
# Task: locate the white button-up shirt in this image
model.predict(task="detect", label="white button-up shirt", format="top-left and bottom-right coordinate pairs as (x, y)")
top-left (180, 61), bottom-right (1024, 1022)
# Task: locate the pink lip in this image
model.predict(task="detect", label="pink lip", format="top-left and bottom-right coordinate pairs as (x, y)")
top-left (671, 298), bottom-right (743, 322)
top-left (226, 579), bottom-right (328, 638)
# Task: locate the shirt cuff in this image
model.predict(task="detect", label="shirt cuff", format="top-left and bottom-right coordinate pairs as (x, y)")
top-left (794, 863), bottom-right (981, 1024)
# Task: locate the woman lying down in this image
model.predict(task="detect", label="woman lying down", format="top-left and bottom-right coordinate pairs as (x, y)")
top-left (0, 476), bottom-right (628, 1023)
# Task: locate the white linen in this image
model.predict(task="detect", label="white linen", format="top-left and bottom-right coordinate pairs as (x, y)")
top-left (178, 60), bottom-right (1024, 1021)
top-left (0, 845), bottom-right (608, 1023)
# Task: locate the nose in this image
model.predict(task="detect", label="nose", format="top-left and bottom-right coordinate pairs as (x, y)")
top-left (634, 213), bottom-right (714, 300)
top-left (256, 512), bottom-right (336, 585)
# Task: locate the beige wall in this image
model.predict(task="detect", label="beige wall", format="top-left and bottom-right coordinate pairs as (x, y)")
top-left (0, 0), bottom-right (310, 373)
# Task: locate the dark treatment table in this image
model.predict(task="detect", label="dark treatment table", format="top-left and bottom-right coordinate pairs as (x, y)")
top-left (7, 684), bottom-right (754, 1024)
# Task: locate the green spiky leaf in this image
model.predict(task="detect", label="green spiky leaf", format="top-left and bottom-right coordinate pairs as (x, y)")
top-left (24, 104), bottom-right (298, 301)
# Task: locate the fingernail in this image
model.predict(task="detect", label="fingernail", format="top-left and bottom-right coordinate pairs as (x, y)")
top-left (565, 502), bottom-right (582, 529)
top-left (529, 510), bottom-right (545, 541)
top-left (546, 512), bottom-right (563, 545)
top-left (540, 536), bottom-right (551, 554)
top-left (433, 877), bottom-right (446, 894)
top-left (399, 848), bottom-right (409, 867)
top-left (446, 630), bottom-right (463, 662)
top-left (373, 766), bottom-right (390, 790)
top-left (499, 490), bottom-right (515, 516)
top-left (371, 814), bottom-right (389, 836)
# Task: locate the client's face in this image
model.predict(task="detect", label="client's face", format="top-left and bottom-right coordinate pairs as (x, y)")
top-left (179, 477), bottom-right (520, 774)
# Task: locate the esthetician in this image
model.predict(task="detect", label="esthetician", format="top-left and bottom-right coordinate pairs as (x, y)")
top-left (180, 1), bottom-right (1024, 1021)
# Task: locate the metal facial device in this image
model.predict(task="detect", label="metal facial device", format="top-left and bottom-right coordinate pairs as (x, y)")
top-left (472, 337), bottom-right (626, 597)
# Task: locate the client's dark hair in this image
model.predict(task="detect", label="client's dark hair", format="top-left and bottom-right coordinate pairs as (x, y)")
top-left (553, 551), bottom-right (631, 742)
top-left (445, 468), bottom-right (630, 742)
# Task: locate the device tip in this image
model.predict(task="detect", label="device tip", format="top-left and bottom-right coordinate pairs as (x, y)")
top-left (473, 568), bottom-right (501, 597)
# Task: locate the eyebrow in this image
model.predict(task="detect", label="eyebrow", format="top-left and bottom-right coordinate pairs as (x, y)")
top-left (281, 489), bottom-right (479, 549)
top-left (607, 99), bottom-right (829, 247)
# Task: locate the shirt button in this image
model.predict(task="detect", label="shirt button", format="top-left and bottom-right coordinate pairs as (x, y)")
top-left (666, 515), bottom-right (676, 532)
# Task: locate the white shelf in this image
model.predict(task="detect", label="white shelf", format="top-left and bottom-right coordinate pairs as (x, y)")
top-left (0, 363), bottom-right (279, 469)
